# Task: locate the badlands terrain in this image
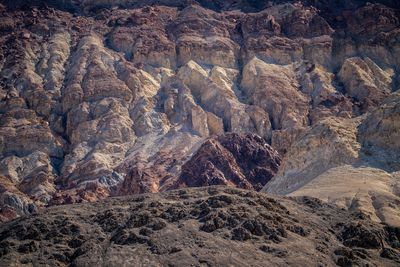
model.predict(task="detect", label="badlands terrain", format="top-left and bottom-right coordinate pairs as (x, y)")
top-left (1, 186), bottom-right (400, 266)
top-left (0, 0), bottom-right (400, 265)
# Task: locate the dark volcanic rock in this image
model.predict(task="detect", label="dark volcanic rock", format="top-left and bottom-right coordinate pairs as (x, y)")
top-left (174, 133), bottom-right (281, 190)
top-left (0, 187), bottom-right (399, 266)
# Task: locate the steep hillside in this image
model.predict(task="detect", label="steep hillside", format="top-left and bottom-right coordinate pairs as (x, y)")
top-left (0, 0), bottom-right (399, 233)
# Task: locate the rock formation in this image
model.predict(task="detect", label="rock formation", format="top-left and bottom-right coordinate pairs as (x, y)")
top-left (0, 0), bottom-right (399, 243)
top-left (358, 92), bottom-right (400, 170)
top-left (265, 117), bottom-right (362, 195)
top-left (0, 0), bottom-right (400, 265)
top-left (1, 186), bottom-right (400, 266)
top-left (287, 165), bottom-right (400, 227)
top-left (175, 133), bottom-right (281, 191)
top-left (263, 92), bottom-right (400, 227)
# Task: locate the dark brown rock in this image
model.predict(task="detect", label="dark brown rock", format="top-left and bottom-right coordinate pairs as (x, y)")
top-left (0, 187), bottom-right (399, 266)
top-left (175, 133), bottom-right (281, 191)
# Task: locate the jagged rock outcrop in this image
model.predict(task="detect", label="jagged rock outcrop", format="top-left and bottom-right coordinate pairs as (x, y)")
top-left (177, 60), bottom-right (271, 139)
top-left (172, 5), bottom-right (240, 68)
top-left (107, 6), bottom-right (178, 69)
top-left (1, 186), bottom-right (400, 267)
top-left (300, 63), bottom-right (353, 123)
top-left (338, 57), bottom-right (394, 112)
top-left (358, 92), bottom-right (400, 170)
top-left (241, 57), bottom-right (310, 153)
top-left (264, 91), bottom-right (400, 227)
top-left (0, 175), bottom-right (37, 222)
top-left (241, 57), bottom-right (309, 130)
top-left (175, 133), bottom-right (281, 191)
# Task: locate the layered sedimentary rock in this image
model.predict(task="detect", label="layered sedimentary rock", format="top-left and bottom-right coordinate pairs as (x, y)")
top-left (0, 0), bottom-right (399, 226)
top-left (264, 93), bottom-right (400, 227)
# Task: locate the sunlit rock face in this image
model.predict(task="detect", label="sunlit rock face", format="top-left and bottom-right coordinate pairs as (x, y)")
top-left (0, 0), bottom-right (399, 226)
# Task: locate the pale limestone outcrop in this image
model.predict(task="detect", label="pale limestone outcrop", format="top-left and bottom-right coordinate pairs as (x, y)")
top-left (358, 92), bottom-right (400, 170)
top-left (300, 64), bottom-right (337, 106)
top-left (241, 57), bottom-right (309, 130)
top-left (161, 77), bottom-right (221, 138)
top-left (0, 176), bottom-right (37, 222)
top-left (265, 117), bottom-right (361, 195)
top-left (0, 152), bottom-right (56, 201)
top-left (288, 165), bottom-right (400, 227)
top-left (0, 110), bottom-right (60, 219)
top-left (241, 57), bottom-right (309, 153)
top-left (60, 35), bottom-right (136, 191)
top-left (0, 116), bottom-right (63, 159)
top-left (0, 20), bottom-right (71, 219)
top-left (338, 57), bottom-right (394, 111)
top-left (177, 60), bottom-right (272, 139)
top-left (191, 106), bottom-right (209, 137)
top-left (172, 5), bottom-right (239, 68)
top-left (130, 97), bottom-right (171, 137)
top-left (36, 32), bottom-right (71, 92)
top-left (300, 63), bottom-right (352, 124)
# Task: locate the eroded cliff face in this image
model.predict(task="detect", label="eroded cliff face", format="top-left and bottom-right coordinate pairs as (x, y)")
top-left (0, 0), bottom-right (399, 224)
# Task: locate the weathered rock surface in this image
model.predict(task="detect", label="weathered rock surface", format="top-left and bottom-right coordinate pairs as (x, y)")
top-left (358, 92), bottom-right (400, 171)
top-left (264, 92), bottom-right (400, 227)
top-left (0, 176), bottom-right (37, 222)
top-left (265, 117), bottom-right (362, 195)
top-left (1, 186), bottom-right (400, 267)
top-left (338, 57), bottom-right (393, 112)
top-left (288, 165), bottom-right (400, 227)
top-left (175, 133), bottom-right (281, 191)
top-left (0, 0), bottom-right (399, 228)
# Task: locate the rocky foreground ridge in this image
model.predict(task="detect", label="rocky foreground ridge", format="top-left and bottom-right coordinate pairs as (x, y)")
top-left (0, 0), bottom-right (399, 235)
top-left (1, 186), bottom-right (400, 266)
